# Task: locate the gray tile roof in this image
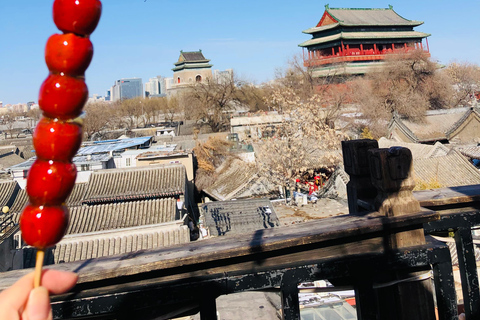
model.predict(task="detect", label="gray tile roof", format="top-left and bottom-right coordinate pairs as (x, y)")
top-left (66, 198), bottom-right (179, 235)
top-left (23, 223), bottom-right (190, 267)
top-left (327, 7), bottom-right (422, 26)
top-left (388, 108), bottom-right (468, 143)
top-left (413, 150), bottom-right (480, 188)
top-left (11, 198), bottom-right (179, 234)
top-left (203, 159), bottom-right (273, 201)
top-left (82, 164), bottom-right (186, 204)
top-left (378, 138), bottom-right (450, 159)
top-left (180, 51), bottom-right (208, 62)
top-left (0, 150), bottom-right (26, 169)
top-left (18, 145), bottom-right (35, 160)
top-left (457, 146), bottom-right (480, 159)
top-left (8, 188), bottom-right (27, 213)
top-left (66, 183), bottom-right (88, 207)
top-left (0, 180), bottom-right (19, 210)
top-left (8, 183), bottom-right (88, 215)
top-left (202, 198), bottom-right (280, 237)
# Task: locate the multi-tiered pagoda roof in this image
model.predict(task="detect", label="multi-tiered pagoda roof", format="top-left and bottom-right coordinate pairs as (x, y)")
top-left (299, 5), bottom-right (431, 77)
top-left (172, 50), bottom-right (213, 72)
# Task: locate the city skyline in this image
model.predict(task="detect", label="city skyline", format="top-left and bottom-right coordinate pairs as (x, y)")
top-left (1, 0), bottom-right (480, 105)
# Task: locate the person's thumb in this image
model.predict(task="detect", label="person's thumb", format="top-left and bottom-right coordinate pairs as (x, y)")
top-left (25, 287), bottom-right (52, 320)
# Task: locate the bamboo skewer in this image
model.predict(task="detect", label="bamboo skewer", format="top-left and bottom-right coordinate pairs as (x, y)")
top-left (34, 249), bottom-right (45, 288)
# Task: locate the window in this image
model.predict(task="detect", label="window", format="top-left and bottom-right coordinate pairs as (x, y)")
top-left (126, 158), bottom-right (131, 167)
top-left (81, 164), bottom-right (90, 171)
top-left (196, 75), bottom-right (202, 82)
top-left (23, 170), bottom-right (28, 179)
top-left (177, 77), bottom-right (181, 84)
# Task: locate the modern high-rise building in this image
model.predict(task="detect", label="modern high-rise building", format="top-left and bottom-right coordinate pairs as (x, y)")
top-left (111, 78), bottom-right (143, 101)
top-left (145, 77), bottom-right (160, 97)
top-left (214, 69), bottom-right (234, 84)
top-left (145, 76), bottom-right (168, 98)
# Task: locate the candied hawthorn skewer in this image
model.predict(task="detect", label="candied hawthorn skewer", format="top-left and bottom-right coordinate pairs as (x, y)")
top-left (20, 0), bottom-right (102, 288)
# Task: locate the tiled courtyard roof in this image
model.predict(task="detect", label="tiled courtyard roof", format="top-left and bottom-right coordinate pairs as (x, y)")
top-left (0, 149), bottom-right (25, 169)
top-left (0, 180), bottom-right (19, 210)
top-left (202, 198), bottom-right (280, 237)
top-left (82, 164), bottom-right (186, 204)
top-left (8, 188), bottom-right (27, 213)
top-left (378, 138), bottom-right (450, 159)
top-left (11, 198), bottom-right (179, 233)
top-left (66, 198), bottom-right (178, 235)
top-left (388, 108), bottom-right (468, 143)
top-left (23, 223), bottom-right (190, 267)
top-left (203, 159), bottom-right (273, 201)
top-left (413, 151), bottom-right (480, 187)
top-left (456, 146), bottom-right (480, 159)
top-left (8, 183), bottom-right (87, 218)
top-left (67, 183), bottom-right (88, 207)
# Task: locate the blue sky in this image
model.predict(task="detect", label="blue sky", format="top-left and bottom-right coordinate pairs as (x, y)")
top-left (1, 0), bottom-right (479, 105)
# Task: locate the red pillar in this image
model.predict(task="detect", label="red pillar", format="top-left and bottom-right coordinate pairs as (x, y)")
top-left (360, 43), bottom-right (364, 54)
top-left (426, 38), bottom-right (430, 52)
top-left (341, 41), bottom-right (345, 55)
top-left (374, 43), bottom-right (377, 54)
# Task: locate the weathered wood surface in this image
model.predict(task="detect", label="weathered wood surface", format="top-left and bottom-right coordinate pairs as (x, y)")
top-left (414, 184), bottom-right (480, 207)
top-left (45, 239), bottom-right (453, 320)
top-left (0, 209), bottom-right (438, 290)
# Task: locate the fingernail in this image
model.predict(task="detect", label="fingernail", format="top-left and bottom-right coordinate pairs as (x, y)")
top-left (27, 287), bottom-right (51, 320)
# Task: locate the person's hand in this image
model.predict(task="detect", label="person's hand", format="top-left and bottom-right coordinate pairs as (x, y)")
top-left (0, 269), bottom-right (77, 320)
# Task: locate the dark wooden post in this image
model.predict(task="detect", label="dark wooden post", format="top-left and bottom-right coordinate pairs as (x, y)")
top-left (281, 272), bottom-right (300, 320)
top-left (368, 147), bottom-right (436, 320)
top-left (200, 293), bottom-right (218, 320)
top-left (455, 228), bottom-right (480, 319)
top-left (342, 139), bottom-right (378, 215)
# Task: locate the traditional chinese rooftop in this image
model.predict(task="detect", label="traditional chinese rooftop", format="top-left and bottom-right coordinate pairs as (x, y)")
top-left (172, 50), bottom-right (213, 72)
top-left (304, 5), bottom-right (423, 34)
top-left (82, 163), bottom-right (186, 205)
top-left (299, 5), bottom-right (430, 77)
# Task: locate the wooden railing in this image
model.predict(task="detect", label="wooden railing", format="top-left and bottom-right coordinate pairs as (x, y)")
top-left (1, 139), bottom-right (479, 320)
top-left (303, 48), bottom-right (430, 67)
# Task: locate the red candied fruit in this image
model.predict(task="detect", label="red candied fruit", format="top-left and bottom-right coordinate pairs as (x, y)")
top-left (53, 0), bottom-right (102, 36)
top-left (20, 204), bottom-right (69, 249)
top-left (33, 117), bottom-right (83, 162)
top-left (39, 73), bottom-right (88, 119)
top-left (45, 33), bottom-right (93, 76)
top-left (26, 159), bottom-right (77, 206)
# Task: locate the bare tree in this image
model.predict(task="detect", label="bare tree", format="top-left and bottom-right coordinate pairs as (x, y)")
top-left (164, 96), bottom-right (179, 123)
top-left (193, 136), bottom-right (233, 191)
top-left (183, 74), bottom-right (244, 132)
top-left (254, 88), bottom-right (345, 199)
top-left (83, 102), bottom-right (112, 140)
top-left (352, 49), bottom-right (453, 137)
top-left (117, 97), bottom-right (144, 129)
top-left (444, 61), bottom-right (480, 107)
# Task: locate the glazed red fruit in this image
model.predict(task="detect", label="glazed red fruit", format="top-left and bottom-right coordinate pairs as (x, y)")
top-left (39, 73), bottom-right (88, 119)
top-left (45, 33), bottom-right (93, 76)
top-left (26, 159), bottom-right (77, 205)
top-left (53, 0), bottom-right (102, 36)
top-left (33, 117), bottom-right (83, 162)
top-left (20, 204), bottom-right (69, 249)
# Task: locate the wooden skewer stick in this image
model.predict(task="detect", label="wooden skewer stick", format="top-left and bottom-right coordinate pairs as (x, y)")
top-left (34, 249), bottom-right (45, 288)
